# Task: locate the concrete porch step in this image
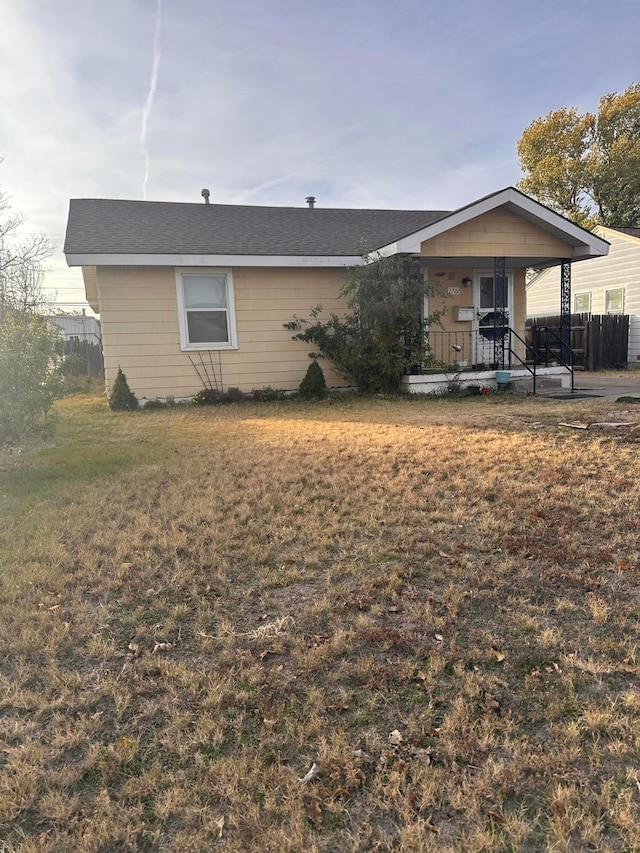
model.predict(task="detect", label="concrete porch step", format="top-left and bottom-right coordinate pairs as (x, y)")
top-left (510, 376), bottom-right (563, 394)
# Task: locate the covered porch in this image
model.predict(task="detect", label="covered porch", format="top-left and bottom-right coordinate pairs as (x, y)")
top-left (377, 188), bottom-right (610, 394)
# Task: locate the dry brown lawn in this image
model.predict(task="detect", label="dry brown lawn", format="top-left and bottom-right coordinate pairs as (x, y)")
top-left (1, 392), bottom-right (639, 851)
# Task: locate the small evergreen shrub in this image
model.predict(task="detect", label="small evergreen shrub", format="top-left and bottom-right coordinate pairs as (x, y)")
top-left (298, 359), bottom-right (327, 400)
top-left (109, 367), bottom-right (138, 411)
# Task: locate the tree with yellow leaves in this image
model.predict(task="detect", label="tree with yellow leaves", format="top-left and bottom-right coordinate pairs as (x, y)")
top-left (517, 83), bottom-right (640, 228)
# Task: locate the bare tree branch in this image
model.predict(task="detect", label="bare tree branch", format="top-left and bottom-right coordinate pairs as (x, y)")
top-left (0, 176), bottom-right (53, 322)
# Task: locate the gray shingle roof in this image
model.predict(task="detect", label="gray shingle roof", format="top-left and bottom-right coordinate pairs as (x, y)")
top-left (64, 199), bottom-right (451, 257)
top-left (609, 226), bottom-right (640, 239)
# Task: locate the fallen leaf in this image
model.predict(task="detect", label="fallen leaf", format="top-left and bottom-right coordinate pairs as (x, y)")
top-left (128, 642), bottom-right (141, 658)
top-left (485, 693), bottom-right (501, 712)
top-left (438, 550), bottom-right (449, 558)
top-left (424, 815), bottom-right (439, 833)
top-left (617, 559), bottom-right (631, 570)
top-left (299, 762), bottom-right (320, 783)
top-left (215, 816), bottom-right (225, 838)
top-left (409, 746), bottom-right (432, 765)
top-left (388, 729), bottom-right (403, 746)
top-left (152, 642), bottom-right (173, 653)
top-left (434, 634), bottom-right (444, 643)
top-left (492, 649), bottom-right (507, 663)
top-left (351, 749), bottom-right (374, 763)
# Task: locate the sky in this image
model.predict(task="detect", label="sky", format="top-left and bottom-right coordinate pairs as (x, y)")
top-left (1, 0), bottom-right (639, 311)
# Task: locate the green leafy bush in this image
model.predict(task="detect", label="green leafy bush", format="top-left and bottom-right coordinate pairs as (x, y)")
top-left (0, 314), bottom-right (64, 446)
top-left (251, 386), bottom-right (287, 402)
top-left (109, 367), bottom-right (138, 411)
top-left (192, 388), bottom-right (224, 406)
top-left (285, 251), bottom-right (444, 394)
top-left (192, 387), bottom-right (245, 405)
top-left (61, 352), bottom-right (85, 376)
top-left (225, 387), bottom-right (245, 402)
top-left (298, 359), bottom-right (327, 400)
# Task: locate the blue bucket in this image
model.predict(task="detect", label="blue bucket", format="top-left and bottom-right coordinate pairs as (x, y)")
top-left (495, 370), bottom-right (511, 389)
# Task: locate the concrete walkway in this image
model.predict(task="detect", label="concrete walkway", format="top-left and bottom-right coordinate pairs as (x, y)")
top-left (567, 370), bottom-right (640, 401)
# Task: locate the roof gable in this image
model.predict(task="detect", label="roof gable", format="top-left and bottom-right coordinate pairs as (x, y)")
top-left (375, 187), bottom-right (609, 261)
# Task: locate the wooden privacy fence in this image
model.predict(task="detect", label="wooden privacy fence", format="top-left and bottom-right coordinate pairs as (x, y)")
top-left (526, 313), bottom-right (629, 371)
top-left (64, 337), bottom-right (104, 377)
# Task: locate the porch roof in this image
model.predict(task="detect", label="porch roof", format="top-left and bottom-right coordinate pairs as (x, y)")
top-left (375, 187), bottom-right (610, 270)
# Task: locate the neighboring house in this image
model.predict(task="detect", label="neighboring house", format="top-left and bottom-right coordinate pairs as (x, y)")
top-left (526, 227), bottom-right (640, 364)
top-left (63, 187), bottom-right (608, 400)
top-left (47, 313), bottom-right (101, 345)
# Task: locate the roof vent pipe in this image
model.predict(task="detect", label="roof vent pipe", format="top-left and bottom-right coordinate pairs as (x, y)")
top-left (201, 188), bottom-right (210, 204)
top-left (305, 196), bottom-right (316, 209)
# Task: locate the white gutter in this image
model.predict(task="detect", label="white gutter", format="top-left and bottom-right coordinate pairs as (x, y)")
top-left (65, 252), bottom-right (363, 268)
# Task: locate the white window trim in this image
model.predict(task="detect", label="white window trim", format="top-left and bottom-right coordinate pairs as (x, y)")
top-left (574, 292), bottom-right (592, 313)
top-left (175, 267), bottom-right (238, 351)
top-left (605, 287), bottom-right (624, 315)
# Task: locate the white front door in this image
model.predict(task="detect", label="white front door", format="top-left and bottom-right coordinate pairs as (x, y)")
top-left (472, 271), bottom-right (513, 366)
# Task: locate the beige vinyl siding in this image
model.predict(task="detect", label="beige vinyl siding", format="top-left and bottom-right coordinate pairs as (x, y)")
top-left (95, 265), bottom-right (349, 398)
top-left (526, 229), bottom-right (640, 363)
top-left (513, 268), bottom-right (526, 345)
top-left (419, 209), bottom-right (574, 258)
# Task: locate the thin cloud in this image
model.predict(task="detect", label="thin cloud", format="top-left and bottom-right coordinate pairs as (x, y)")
top-left (141, 0), bottom-right (163, 199)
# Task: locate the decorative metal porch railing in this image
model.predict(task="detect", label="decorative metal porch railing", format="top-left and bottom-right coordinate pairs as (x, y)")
top-left (424, 329), bottom-right (512, 370)
top-left (424, 328), bottom-right (578, 395)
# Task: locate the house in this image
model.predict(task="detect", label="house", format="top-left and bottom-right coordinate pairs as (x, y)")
top-left (47, 312), bottom-right (101, 345)
top-left (63, 187), bottom-right (609, 400)
top-left (526, 226), bottom-right (640, 365)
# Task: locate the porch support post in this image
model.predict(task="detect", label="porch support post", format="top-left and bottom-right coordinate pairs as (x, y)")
top-left (560, 259), bottom-right (571, 363)
top-left (493, 256), bottom-right (507, 369)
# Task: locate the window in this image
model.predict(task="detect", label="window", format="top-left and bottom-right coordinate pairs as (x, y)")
top-left (574, 292), bottom-right (591, 313)
top-left (176, 269), bottom-right (237, 350)
top-left (479, 275), bottom-right (509, 310)
top-left (605, 288), bottom-right (624, 315)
